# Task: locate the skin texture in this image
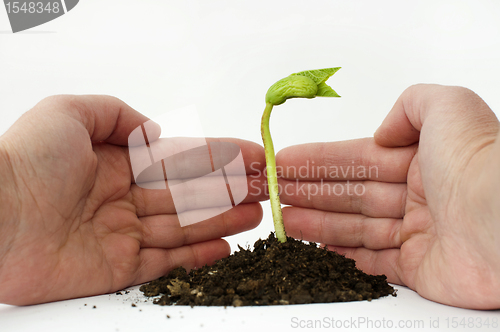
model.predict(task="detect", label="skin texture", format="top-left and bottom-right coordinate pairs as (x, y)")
top-left (276, 84), bottom-right (500, 310)
top-left (0, 95), bottom-right (268, 305)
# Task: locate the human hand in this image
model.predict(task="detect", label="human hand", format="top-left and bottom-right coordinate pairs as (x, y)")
top-left (276, 84), bottom-right (500, 309)
top-left (0, 95), bottom-right (267, 305)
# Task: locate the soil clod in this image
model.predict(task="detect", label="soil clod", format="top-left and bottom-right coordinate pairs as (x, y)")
top-left (140, 233), bottom-right (396, 306)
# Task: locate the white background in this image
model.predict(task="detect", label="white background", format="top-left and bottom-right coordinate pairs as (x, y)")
top-left (1, 1), bottom-right (499, 331)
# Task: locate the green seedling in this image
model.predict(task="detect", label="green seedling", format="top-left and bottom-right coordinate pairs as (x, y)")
top-left (261, 67), bottom-right (341, 243)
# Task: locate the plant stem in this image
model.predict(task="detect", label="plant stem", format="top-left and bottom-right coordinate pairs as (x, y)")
top-left (261, 102), bottom-right (287, 243)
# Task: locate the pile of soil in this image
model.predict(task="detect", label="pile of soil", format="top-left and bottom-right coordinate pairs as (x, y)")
top-left (140, 233), bottom-right (396, 306)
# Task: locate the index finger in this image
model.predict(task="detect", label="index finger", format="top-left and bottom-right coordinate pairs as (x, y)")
top-left (276, 138), bottom-right (417, 183)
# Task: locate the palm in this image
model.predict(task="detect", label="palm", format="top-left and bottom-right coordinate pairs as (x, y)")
top-left (60, 141), bottom-right (142, 296)
top-left (277, 85), bottom-right (500, 309)
top-left (0, 95), bottom-right (266, 305)
top-left (4, 116), bottom-right (146, 302)
top-left (399, 125), bottom-right (498, 306)
top-left (397, 149), bottom-right (454, 302)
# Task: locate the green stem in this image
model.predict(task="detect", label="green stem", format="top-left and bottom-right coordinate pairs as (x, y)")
top-left (261, 102), bottom-right (287, 243)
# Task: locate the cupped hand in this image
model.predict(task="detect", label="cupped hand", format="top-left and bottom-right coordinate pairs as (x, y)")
top-left (276, 84), bottom-right (500, 309)
top-left (0, 95), bottom-right (267, 305)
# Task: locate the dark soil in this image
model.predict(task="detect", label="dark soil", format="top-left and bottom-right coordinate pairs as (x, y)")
top-left (140, 233), bottom-right (396, 306)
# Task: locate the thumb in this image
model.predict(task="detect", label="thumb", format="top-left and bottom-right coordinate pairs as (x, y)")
top-left (374, 84), bottom-right (498, 148)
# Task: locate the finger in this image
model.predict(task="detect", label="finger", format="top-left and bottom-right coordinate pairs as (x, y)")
top-left (133, 239), bottom-right (230, 285)
top-left (132, 172), bottom-right (267, 217)
top-left (327, 246), bottom-right (403, 285)
top-left (276, 138), bottom-right (417, 183)
top-left (375, 84), bottom-right (499, 147)
top-left (43, 95), bottom-right (162, 146)
top-left (208, 138), bottom-right (266, 175)
top-left (279, 179), bottom-right (407, 218)
top-left (140, 202), bottom-right (262, 248)
top-left (282, 207), bottom-right (403, 249)
top-left (129, 137), bottom-right (265, 182)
